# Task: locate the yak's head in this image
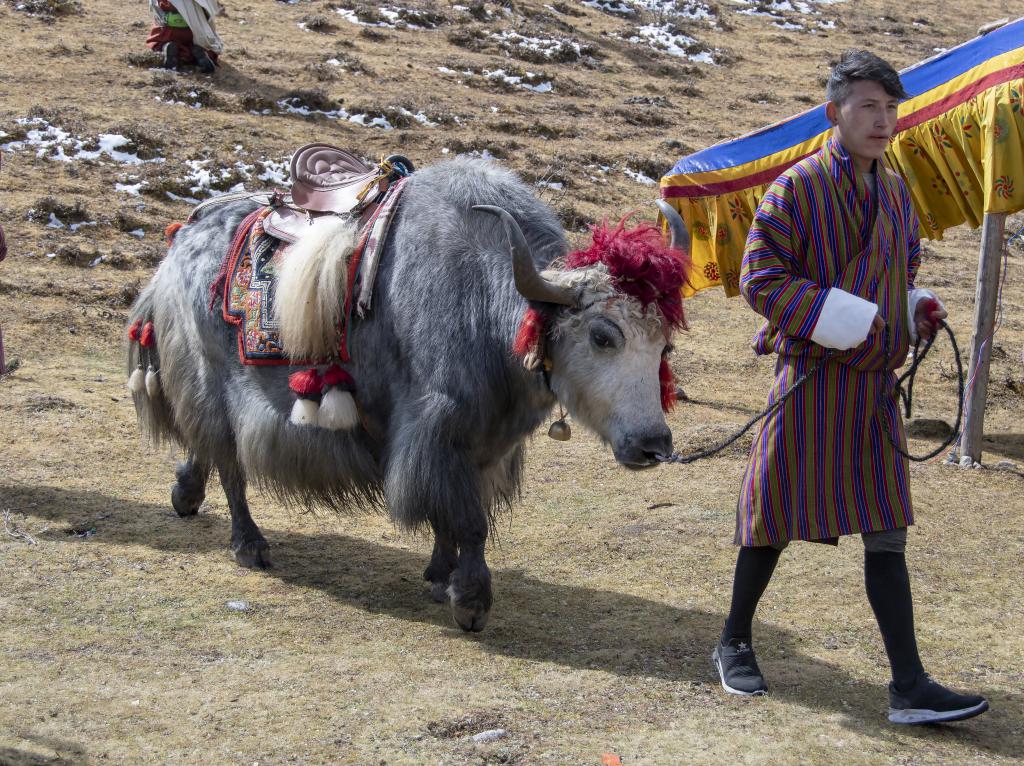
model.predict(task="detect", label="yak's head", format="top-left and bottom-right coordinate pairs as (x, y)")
top-left (475, 203), bottom-right (691, 469)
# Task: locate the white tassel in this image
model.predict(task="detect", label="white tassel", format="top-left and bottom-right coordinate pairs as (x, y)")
top-left (289, 398), bottom-right (320, 426)
top-left (145, 367), bottom-right (161, 398)
top-left (128, 366), bottom-right (146, 394)
top-left (318, 387), bottom-right (359, 430)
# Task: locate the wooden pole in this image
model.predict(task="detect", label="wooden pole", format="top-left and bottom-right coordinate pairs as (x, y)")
top-left (960, 211), bottom-right (1006, 464)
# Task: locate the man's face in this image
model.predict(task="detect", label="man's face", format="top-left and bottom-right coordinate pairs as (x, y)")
top-left (826, 79), bottom-right (900, 170)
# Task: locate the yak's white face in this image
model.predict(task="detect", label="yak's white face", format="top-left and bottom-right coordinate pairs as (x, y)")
top-left (545, 266), bottom-right (673, 468)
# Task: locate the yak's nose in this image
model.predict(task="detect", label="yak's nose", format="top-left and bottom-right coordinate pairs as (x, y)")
top-left (614, 427), bottom-right (673, 469)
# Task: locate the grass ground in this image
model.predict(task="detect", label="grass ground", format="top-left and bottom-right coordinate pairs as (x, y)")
top-left (1, 1), bottom-right (1022, 763)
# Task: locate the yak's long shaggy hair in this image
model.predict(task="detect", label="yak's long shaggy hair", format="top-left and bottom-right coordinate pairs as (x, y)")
top-left (566, 217), bottom-right (690, 330)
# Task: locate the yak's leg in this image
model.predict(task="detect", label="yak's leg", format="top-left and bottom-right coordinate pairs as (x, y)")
top-left (171, 452), bottom-right (211, 517)
top-left (386, 395), bottom-right (492, 631)
top-left (217, 460), bottom-right (271, 569)
top-left (424, 529), bottom-right (458, 603)
top-left (448, 517), bottom-right (491, 633)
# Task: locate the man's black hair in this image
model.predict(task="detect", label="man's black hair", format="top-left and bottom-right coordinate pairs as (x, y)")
top-left (826, 50), bottom-right (909, 104)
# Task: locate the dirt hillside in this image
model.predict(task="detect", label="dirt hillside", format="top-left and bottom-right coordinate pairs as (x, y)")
top-left (1, 1), bottom-right (1023, 764)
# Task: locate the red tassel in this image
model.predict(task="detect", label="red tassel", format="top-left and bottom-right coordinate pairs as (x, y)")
top-left (127, 318), bottom-right (143, 342)
top-left (165, 222), bottom-right (184, 246)
top-left (321, 364), bottom-right (355, 391)
top-left (289, 368), bottom-right (324, 397)
top-left (660, 358), bottom-right (675, 413)
top-left (513, 308), bottom-right (544, 357)
top-left (140, 321), bottom-right (155, 348)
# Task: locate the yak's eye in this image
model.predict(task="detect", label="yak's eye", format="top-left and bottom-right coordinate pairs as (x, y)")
top-left (590, 321), bottom-right (623, 351)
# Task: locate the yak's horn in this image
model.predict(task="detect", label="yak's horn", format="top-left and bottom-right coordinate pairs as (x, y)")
top-left (656, 199), bottom-right (691, 253)
top-left (473, 205), bottom-right (575, 306)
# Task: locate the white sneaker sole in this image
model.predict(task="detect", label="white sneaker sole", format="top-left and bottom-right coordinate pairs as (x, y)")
top-left (888, 699), bottom-right (989, 724)
top-left (713, 649), bottom-right (768, 697)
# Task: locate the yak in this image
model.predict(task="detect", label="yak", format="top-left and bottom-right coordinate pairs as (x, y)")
top-left (128, 157), bottom-right (690, 631)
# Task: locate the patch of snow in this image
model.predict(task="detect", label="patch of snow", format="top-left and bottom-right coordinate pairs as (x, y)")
top-left (155, 94), bottom-right (204, 110)
top-left (257, 159), bottom-right (290, 184)
top-left (393, 107), bottom-right (437, 127)
top-left (349, 113), bottom-right (394, 129)
top-left (484, 69), bottom-right (554, 93)
top-left (275, 98), bottom-right (419, 130)
top-left (582, 0), bottom-right (635, 15)
top-left (334, 5), bottom-right (433, 29)
top-left (166, 191), bottom-right (201, 205)
top-left (68, 220), bottom-right (97, 232)
top-left (491, 30), bottom-right (583, 60)
top-left (128, 229), bottom-right (146, 239)
top-left (47, 213), bottom-right (65, 229)
top-left (116, 182), bottom-right (145, 196)
top-left (624, 168), bottom-right (657, 185)
top-left (0, 119), bottom-right (161, 166)
top-left (627, 24), bottom-right (715, 64)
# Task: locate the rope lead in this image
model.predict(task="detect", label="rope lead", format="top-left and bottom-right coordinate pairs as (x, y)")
top-left (658, 321), bottom-right (964, 465)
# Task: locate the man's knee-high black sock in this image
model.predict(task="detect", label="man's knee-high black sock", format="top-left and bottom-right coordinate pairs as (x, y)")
top-left (722, 545), bottom-right (783, 642)
top-left (864, 551), bottom-right (925, 689)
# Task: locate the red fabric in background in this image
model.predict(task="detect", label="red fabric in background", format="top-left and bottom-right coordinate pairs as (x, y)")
top-left (146, 25), bottom-right (220, 64)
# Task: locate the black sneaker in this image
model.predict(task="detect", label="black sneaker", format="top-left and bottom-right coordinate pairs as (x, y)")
top-left (192, 45), bottom-right (215, 74)
top-left (888, 673), bottom-right (989, 724)
top-left (712, 637), bottom-right (768, 696)
top-left (163, 41), bottom-right (179, 69)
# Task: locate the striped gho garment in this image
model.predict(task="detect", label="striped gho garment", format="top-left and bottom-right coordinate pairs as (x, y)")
top-left (735, 137), bottom-right (938, 547)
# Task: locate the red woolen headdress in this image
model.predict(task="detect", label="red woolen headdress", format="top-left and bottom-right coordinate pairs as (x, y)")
top-left (569, 217), bottom-right (689, 411)
top-left (565, 216), bottom-right (690, 332)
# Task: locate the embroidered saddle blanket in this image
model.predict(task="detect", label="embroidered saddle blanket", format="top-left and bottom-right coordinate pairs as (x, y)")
top-left (215, 178), bottom-right (407, 365)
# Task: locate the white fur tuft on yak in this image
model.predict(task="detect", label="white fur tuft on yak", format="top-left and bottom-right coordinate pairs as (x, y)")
top-left (273, 214), bottom-right (359, 361)
top-left (126, 157), bottom-right (690, 632)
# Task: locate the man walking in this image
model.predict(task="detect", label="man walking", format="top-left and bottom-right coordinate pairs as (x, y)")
top-left (713, 50), bottom-right (989, 725)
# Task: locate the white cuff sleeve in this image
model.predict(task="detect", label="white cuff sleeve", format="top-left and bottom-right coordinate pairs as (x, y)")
top-left (810, 288), bottom-right (878, 350)
top-left (907, 288), bottom-right (944, 342)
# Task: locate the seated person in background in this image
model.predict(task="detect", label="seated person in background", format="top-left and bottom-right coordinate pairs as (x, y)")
top-left (147, 0), bottom-right (225, 74)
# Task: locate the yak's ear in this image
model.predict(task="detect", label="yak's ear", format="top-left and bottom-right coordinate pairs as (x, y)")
top-left (473, 205), bottom-right (575, 307)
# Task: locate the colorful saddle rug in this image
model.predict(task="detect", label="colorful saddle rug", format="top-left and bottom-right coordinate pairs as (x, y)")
top-left (221, 208), bottom-right (291, 365)
top-left (214, 178), bottom-right (408, 366)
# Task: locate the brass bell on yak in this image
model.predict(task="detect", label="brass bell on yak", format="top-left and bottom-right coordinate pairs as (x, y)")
top-left (548, 417), bottom-right (571, 441)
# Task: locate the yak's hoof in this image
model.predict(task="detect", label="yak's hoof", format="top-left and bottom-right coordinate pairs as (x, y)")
top-left (430, 580), bottom-right (449, 603)
top-left (450, 597), bottom-right (490, 632)
top-left (171, 482), bottom-right (203, 517)
top-left (233, 539), bottom-right (272, 569)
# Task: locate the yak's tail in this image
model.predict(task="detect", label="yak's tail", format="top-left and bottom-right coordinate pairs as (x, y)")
top-left (126, 282), bottom-right (178, 446)
top-left (274, 215), bottom-right (359, 361)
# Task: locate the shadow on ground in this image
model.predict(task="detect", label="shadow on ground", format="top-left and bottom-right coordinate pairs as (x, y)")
top-left (1, 482), bottom-right (1018, 757)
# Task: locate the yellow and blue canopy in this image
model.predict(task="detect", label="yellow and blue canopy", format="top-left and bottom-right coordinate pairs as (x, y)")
top-left (661, 17), bottom-right (1024, 296)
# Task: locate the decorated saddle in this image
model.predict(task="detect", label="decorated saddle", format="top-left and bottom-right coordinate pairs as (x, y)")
top-left (202, 144), bottom-right (414, 429)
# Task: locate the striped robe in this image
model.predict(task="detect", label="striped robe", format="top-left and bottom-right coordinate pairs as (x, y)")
top-left (736, 138), bottom-right (921, 546)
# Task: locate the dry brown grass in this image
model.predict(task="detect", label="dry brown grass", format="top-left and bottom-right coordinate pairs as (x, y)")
top-left (1, 1), bottom-right (1023, 764)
